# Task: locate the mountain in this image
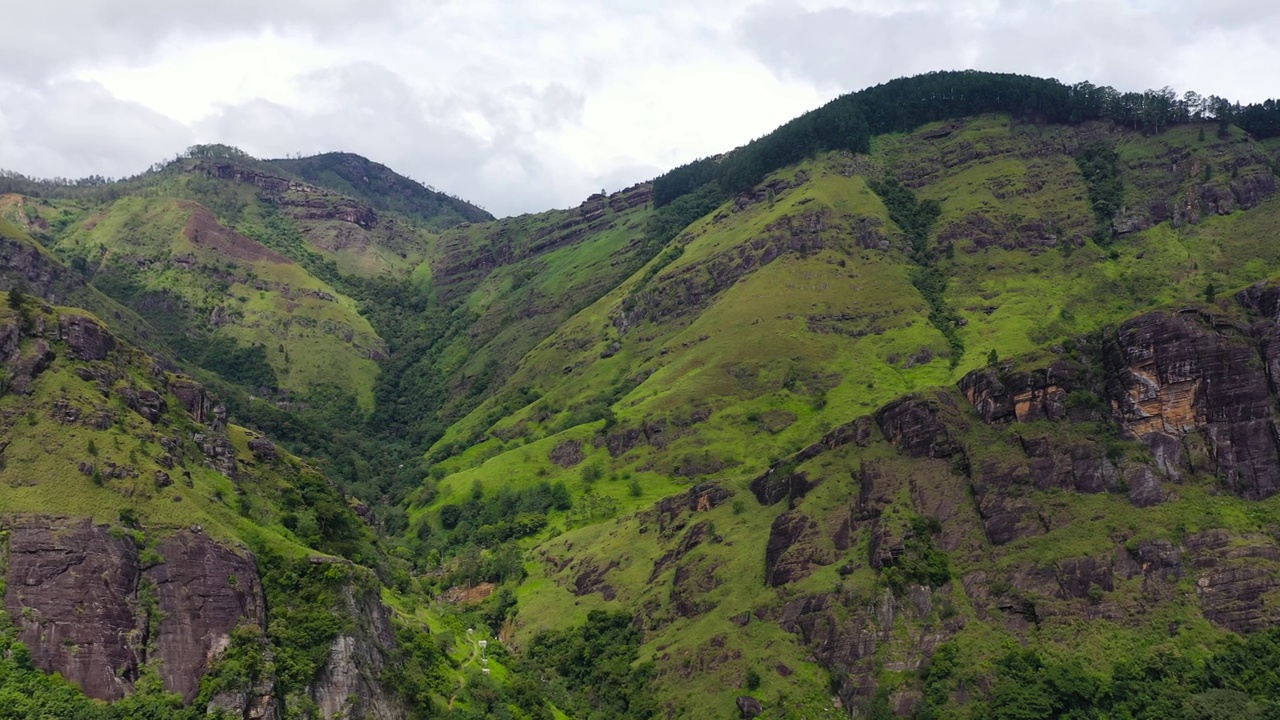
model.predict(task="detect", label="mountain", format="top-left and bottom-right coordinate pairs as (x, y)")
top-left (265, 152), bottom-right (494, 229)
top-left (4, 70), bottom-right (1280, 719)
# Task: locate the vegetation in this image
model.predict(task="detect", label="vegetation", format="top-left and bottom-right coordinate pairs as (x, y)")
top-left (524, 611), bottom-right (658, 720)
top-left (6, 69), bottom-right (1280, 719)
top-left (265, 152), bottom-right (492, 227)
top-left (868, 177), bottom-right (962, 365)
top-left (653, 70), bottom-right (1280, 209)
top-left (1075, 143), bottom-right (1125, 244)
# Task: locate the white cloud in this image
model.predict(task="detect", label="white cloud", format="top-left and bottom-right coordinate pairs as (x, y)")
top-left (0, 79), bottom-right (193, 179)
top-left (0, 1), bottom-right (1277, 215)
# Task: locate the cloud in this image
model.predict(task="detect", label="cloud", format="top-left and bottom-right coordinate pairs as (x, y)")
top-left (0, 0), bottom-right (400, 82)
top-left (1, 1), bottom-right (1277, 216)
top-left (196, 62), bottom-right (589, 214)
top-left (0, 79), bottom-right (193, 179)
top-left (736, 1), bottom-right (972, 92)
top-left (735, 0), bottom-right (1280, 102)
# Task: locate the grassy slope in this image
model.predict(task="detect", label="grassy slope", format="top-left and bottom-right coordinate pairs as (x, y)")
top-left (0, 299), bottom-right (317, 557)
top-left (408, 116), bottom-right (1280, 716)
top-left (167, 155), bottom-right (449, 279)
top-left (264, 152), bottom-right (494, 229)
top-left (48, 195), bottom-right (382, 410)
top-left (0, 295), bottom-right (506, 713)
top-left (417, 188), bottom-right (656, 433)
top-left (0, 205), bottom-right (173, 354)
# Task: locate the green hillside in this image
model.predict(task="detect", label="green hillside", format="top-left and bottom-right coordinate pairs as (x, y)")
top-left (427, 116), bottom-right (1279, 484)
top-left (401, 111), bottom-right (1280, 717)
top-left (266, 152), bottom-right (494, 229)
top-left (4, 70), bottom-right (1280, 719)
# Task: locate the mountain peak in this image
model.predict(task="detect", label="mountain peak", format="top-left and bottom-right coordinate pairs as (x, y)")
top-left (265, 151), bottom-right (493, 228)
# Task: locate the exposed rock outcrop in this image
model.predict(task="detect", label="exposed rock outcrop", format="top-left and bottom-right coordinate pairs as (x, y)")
top-left (1104, 311), bottom-right (1280, 500)
top-left (307, 583), bottom-right (408, 720)
top-left (58, 314), bottom-right (116, 360)
top-left (5, 518), bottom-right (142, 701)
top-left (875, 396), bottom-right (959, 459)
top-left (764, 511), bottom-right (831, 586)
top-left (144, 531), bottom-right (268, 704)
top-left (3, 518), bottom-right (274, 716)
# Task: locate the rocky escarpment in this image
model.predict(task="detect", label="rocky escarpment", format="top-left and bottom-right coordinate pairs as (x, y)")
top-left (3, 517), bottom-right (417, 719)
top-left (614, 209), bottom-right (870, 333)
top-left (738, 286), bottom-right (1280, 712)
top-left (0, 307), bottom-right (421, 718)
top-left (1104, 309), bottom-right (1280, 500)
top-left (3, 518), bottom-right (271, 712)
top-left (891, 118), bottom-right (1278, 253)
top-left (264, 152), bottom-right (494, 225)
top-left (4, 309), bottom-right (241, 479)
top-left (432, 183), bottom-right (652, 303)
top-left (197, 162), bottom-right (379, 230)
top-left (307, 583), bottom-right (409, 720)
top-left (0, 228), bottom-right (89, 304)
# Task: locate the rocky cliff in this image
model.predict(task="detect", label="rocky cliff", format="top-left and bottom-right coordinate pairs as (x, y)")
top-left (4, 519), bottom-right (269, 709)
top-left (745, 288), bottom-right (1280, 712)
top-left (0, 298), bottom-right (421, 718)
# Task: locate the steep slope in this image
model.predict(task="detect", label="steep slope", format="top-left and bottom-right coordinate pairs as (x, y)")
top-left (428, 117), bottom-right (1279, 483)
top-left (404, 113), bottom-right (1280, 718)
top-left (183, 153), bottom-right (444, 278)
top-left (0, 167), bottom-right (636, 720)
top-left (5, 70), bottom-right (1280, 719)
top-left (0, 206), bottom-right (162, 351)
top-left (523, 294), bottom-right (1280, 718)
top-left (374, 183), bottom-right (656, 444)
top-left (46, 194), bottom-right (384, 410)
top-left (266, 152), bottom-right (493, 229)
top-left (0, 292), bottom-right (428, 717)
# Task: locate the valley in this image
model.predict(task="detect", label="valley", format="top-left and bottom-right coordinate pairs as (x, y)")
top-left (2, 71), bottom-right (1280, 718)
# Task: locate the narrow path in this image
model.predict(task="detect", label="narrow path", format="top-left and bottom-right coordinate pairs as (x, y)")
top-left (447, 629), bottom-right (484, 709)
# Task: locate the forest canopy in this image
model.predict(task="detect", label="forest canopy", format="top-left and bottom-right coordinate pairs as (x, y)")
top-left (652, 69), bottom-right (1280, 209)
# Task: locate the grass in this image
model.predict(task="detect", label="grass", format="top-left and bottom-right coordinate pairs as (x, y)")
top-left (409, 115), bottom-right (1280, 715)
top-left (10, 113), bottom-right (1280, 716)
top-left (47, 195), bottom-right (382, 410)
top-left (0, 301), bottom-right (328, 560)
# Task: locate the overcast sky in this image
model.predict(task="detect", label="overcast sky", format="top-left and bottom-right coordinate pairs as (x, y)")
top-left (2, 1), bottom-right (1278, 217)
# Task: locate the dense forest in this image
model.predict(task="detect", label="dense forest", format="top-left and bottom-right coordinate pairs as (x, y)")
top-left (653, 70), bottom-right (1280, 209)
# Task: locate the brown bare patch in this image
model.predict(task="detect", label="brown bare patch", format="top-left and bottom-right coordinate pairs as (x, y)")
top-left (442, 582), bottom-right (496, 605)
top-left (179, 201), bottom-right (290, 264)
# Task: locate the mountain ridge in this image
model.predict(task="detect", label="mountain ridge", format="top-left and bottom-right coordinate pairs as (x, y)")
top-left (3, 70), bottom-right (1280, 719)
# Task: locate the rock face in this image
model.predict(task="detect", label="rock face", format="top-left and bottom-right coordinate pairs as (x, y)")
top-left (1104, 311), bottom-right (1280, 500)
top-left (307, 583), bottom-right (408, 720)
top-left (775, 593), bottom-right (886, 708)
top-left (5, 518), bottom-right (142, 701)
top-left (1185, 530), bottom-right (1280, 633)
top-left (875, 396), bottom-right (958, 459)
top-left (58, 314), bottom-right (116, 361)
top-left (736, 695), bottom-right (764, 718)
top-left (956, 305), bottom-right (1280, 503)
top-left (144, 532), bottom-right (268, 703)
top-left (3, 518), bottom-right (275, 716)
top-left (0, 233), bottom-right (84, 303)
top-left (957, 361), bottom-right (1089, 424)
top-left (549, 439), bottom-right (585, 468)
top-left (764, 511), bottom-right (831, 587)
top-left (746, 288), bottom-right (1280, 708)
